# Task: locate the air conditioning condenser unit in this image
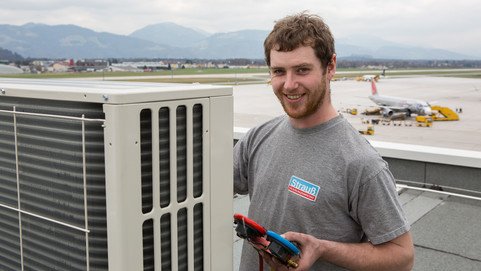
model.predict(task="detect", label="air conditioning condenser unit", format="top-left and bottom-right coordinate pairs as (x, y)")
top-left (0, 79), bottom-right (233, 271)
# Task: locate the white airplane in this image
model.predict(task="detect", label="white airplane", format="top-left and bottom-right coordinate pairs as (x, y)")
top-left (369, 80), bottom-right (432, 117)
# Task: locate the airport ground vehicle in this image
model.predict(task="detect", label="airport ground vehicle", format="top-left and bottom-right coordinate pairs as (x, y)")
top-left (347, 108), bottom-right (358, 115)
top-left (430, 106), bottom-right (459, 121)
top-left (359, 125), bottom-right (375, 135)
top-left (362, 107), bottom-right (382, 115)
top-left (416, 116), bottom-right (433, 127)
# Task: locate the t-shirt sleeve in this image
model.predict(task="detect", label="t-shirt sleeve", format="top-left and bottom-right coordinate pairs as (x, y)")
top-left (352, 167), bottom-right (410, 245)
top-left (233, 137), bottom-right (249, 195)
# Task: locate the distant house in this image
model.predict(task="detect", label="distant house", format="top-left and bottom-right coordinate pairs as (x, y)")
top-left (52, 61), bottom-right (72, 73)
top-left (31, 60), bottom-right (53, 73)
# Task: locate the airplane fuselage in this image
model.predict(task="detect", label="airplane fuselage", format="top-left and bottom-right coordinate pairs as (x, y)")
top-left (369, 94), bottom-right (432, 116)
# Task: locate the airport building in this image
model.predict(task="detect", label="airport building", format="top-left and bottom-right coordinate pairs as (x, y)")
top-left (0, 64), bottom-right (23, 74)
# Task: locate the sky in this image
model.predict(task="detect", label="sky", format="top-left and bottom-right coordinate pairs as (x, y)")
top-left (1, 0), bottom-right (481, 57)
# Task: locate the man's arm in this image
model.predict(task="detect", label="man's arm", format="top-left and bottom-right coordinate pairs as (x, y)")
top-left (263, 231), bottom-right (414, 271)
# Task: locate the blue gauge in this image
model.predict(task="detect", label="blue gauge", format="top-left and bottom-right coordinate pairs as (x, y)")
top-left (266, 230), bottom-right (301, 257)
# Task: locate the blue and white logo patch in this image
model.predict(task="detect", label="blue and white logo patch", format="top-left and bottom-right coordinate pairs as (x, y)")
top-left (288, 176), bottom-right (320, 202)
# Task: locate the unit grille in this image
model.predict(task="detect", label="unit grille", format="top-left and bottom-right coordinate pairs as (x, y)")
top-left (139, 103), bottom-right (205, 271)
top-left (0, 96), bottom-right (107, 271)
top-left (1, 96), bottom-right (209, 270)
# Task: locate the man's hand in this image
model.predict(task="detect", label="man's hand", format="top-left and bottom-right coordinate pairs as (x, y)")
top-left (259, 231), bottom-right (414, 271)
top-left (259, 232), bottom-right (323, 271)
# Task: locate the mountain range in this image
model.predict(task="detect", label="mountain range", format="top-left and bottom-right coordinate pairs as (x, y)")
top-left (0, 22), bottom-right (475, 60)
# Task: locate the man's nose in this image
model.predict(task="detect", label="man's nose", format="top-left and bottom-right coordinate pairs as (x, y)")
top-left (284, 72), bottom-right (298, 91)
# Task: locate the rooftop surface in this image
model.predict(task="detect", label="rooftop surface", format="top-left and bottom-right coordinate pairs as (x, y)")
top-left (234, 188), bottom-right (481, 271)
top-left (232, 76), bottom-right (481, 270)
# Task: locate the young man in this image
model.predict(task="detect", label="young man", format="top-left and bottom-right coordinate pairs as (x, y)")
top-left (233, 13), bottom-right (414, 271)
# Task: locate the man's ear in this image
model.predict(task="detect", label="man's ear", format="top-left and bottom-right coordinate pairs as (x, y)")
top-left (327, 54), bottom-right (337, 80)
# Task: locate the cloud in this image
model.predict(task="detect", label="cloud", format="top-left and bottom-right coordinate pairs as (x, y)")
top-left (0, 0), bottom-right (480, 56)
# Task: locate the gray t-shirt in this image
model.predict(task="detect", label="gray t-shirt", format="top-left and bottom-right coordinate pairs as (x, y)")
top-left (234, 114), bottom-right (409, 271)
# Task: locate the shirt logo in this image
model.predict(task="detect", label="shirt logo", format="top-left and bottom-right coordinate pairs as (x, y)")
top-left (288, 176), bottom-right (320, 202)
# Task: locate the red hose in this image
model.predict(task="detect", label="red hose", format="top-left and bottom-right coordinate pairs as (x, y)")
top-left (259, 252), bottom-right (264, 271)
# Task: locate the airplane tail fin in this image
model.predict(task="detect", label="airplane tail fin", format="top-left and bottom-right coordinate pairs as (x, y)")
top-left (371, 80), bottom-right (378, 95)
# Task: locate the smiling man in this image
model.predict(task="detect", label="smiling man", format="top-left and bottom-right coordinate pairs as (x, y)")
top-left (269, 45), bottom-right (336, 128)
top-left (233, 12), bottom-right (414, 271)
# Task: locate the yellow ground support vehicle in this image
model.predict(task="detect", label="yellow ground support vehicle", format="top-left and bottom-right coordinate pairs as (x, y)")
top-left (415, 116), bottom-right (433, 127)
top-left (430, 106), bottom-right (459, 121)
top-left (359, 125), bottom-right (375, 135)
top-left (347, 108), bottom-right (358, 115)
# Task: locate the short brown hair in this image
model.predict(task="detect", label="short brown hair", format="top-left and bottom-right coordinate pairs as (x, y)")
top-left (264, 12), bottom-right (335, 69)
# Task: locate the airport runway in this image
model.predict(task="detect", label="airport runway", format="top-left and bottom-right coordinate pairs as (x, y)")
top-left (233, 76), bottom-right (481, 152)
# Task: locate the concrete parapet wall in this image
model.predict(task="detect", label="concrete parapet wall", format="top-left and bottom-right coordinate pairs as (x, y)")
top-left (372, 140), bottom-right (481, 195)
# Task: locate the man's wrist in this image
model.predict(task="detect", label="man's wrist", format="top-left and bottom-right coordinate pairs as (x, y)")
top-left (315, 239), bottom-right (332, 261)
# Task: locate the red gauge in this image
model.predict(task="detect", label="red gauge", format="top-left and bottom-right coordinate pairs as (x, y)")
top-left (233, 213), bottom-right (267, 238)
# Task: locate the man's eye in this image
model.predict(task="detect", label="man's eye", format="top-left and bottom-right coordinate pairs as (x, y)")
top-left (297, 68), bottom-right (309, 74)
top-left (271, 69), bottom-right (284, 76)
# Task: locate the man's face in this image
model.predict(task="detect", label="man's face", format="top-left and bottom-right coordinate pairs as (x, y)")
top-left (269, 46), bottom-right (329, 120)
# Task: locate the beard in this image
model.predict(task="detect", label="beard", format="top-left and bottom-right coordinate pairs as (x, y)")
top-left (277, 76), bottom-right (328, 120)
